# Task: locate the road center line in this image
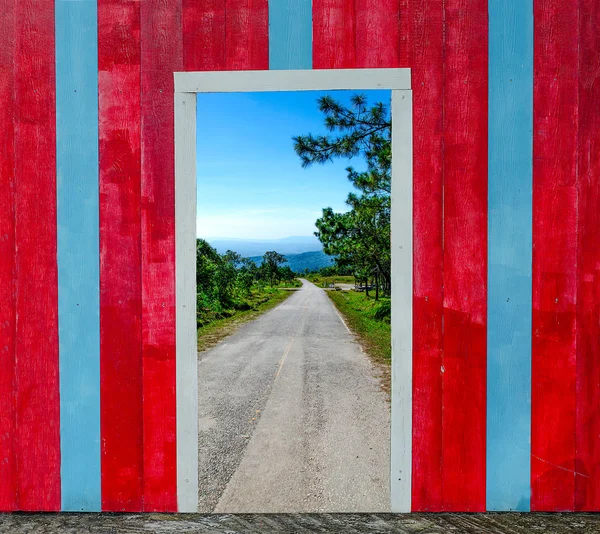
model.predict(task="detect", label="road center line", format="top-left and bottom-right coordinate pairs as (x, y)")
top-left (274, 304), bottom-right (308, 380)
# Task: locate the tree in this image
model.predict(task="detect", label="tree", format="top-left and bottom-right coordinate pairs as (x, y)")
top-left (294, 94), bottom-right (392, 296)
top-left (262, 251), bottom-right (287, 287)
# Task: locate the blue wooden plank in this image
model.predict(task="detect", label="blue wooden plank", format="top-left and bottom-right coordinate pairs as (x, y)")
top-left (486, 0), bottom-right (533, 512)
top-left (268, 0), bottom-right (312, 69)
top-left (55, 0), bottom-right (101, 512)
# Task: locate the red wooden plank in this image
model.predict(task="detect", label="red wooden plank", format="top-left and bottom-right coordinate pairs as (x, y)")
top-left (312, 0), bottom-right (356, 69)
top-left (0, 0), bottom-right (16, 512)
top-left (183, 0), bottom-right (226, 71)
top-left (13, 0), bottom-right (61, 511)
top-left (441, 0), bottom-right (487, 511)
top-left (355, 0), bottom-right (401, 68)
top-left (531, 0), bottom-right (579, 512)
top-left (409, 0), bottom-right (445, 512)
top-left (226, 0), bottom-right (269, 70)
top-left (140, 0), bottom-right (181, 512)
top-left (98, 0), bottom-right (143, 511)
top-left (575, 0), bottom-right (600, 512)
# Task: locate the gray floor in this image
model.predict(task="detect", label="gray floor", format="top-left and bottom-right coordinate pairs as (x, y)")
top-left (198, 279), bottom-right (390, 513)
top-left (1, 513), bottom-right (599, 533)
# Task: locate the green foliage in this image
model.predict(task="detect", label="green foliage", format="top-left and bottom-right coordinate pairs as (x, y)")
top-left (196, 239), bottom-right (299, 327)
top-left (294, 93), bottom-right (392, 297)
top-left (327, 291), bottom-right (391, 366)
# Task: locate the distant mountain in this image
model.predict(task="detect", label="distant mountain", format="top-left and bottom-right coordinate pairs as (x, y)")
top-left (248, 250), bottom-right (335, 273)
top-left (206, 235), bottom-right (322, 257)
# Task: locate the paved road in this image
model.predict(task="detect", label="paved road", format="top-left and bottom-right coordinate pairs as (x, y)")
top-left (197, 279), bottom-right (390, 513)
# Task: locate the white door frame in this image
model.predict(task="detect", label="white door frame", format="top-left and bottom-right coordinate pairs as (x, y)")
top-left (174, 68), bottom-right (413, 513)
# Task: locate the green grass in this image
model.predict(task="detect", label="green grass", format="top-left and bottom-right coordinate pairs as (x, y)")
top-left (197, 286), bottom-right (295, 353)
top-left (305, 274), bottom-right (355, 288)
top-left (327, 290), bottom-right (391, 366)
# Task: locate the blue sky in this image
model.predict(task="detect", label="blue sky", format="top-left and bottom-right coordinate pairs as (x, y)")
top-left (196, 90), bottom-right (390, 239)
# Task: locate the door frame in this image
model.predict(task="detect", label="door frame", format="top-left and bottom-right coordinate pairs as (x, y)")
top-left (173, 68), bottom-right (413, 512)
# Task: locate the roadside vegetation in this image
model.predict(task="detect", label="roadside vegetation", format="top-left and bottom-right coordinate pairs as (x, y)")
top-left (294, 93), bottom-right (393, 373)
top-left (327, 290), bottom-right (391, 364)
top-left (196, 239), bottom-right (299, 352)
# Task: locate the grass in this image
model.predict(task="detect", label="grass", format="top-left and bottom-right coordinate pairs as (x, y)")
top-left (197, 285), bottom-right (295, 353)
top-left (305, 274), bottom-right (355, 288)
top-left (326, 290), bottom-right (391, 394)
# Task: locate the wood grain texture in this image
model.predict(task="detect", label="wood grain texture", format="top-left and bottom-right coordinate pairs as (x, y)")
top-left (442, 0), bottom-right (487, 511)
top-left (183, 0), bottom-right (226, 71)
top-left (269, 0), bottom-right (312, 69)
top-left (575, 0), bottom-right (600, 512)
top-left (175, 68), bottom-right (410, 93)
top-left (98, 0), bottom-right (143, 511)
top-left (0, 0), bottom-right (16, 512)
top-left (409, 0), bottom-right (445, 512)
top-left (140, 0), bottom-right (181, 512)
top-left (531, 0), bottom-right (579, 512)
top-left (312, 0), bottom-right (356, 69)
top-left (226, 0), bottom-right (269, 70)
top-left (355, 0), bottom-right (401, 68)
top-left (390, 89), bottom-right (413, 512)
top-left (55, 0), bottom-right (101, 512)
top-left (13, 0), bottom-right (61, 511)
top-left (487, 0), bottom-right (533, 511)
top-left (175, 92), bottom-right (198, 512)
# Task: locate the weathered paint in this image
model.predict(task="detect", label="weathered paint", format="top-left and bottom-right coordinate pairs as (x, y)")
top-left (312, 0), bottom-right (356, 69)
top-left (487, 0), bottom-right (533, 512)
top-left (531, 0), bottom-right (578, 512)
top-left (409, 0), bottom-right (445, 513)
top-left (55, 0), bottom-right (101, 512)
top-left (442, 0), bottom-right (488, 512)
top-left (0, 0), bottom-right (17, 513)
top-left (575, 0), bottom-right (600, 512)
top-left (268, 0), bottom-right (312, 69)
top-left (98, 0), bottom-right (143, 512)
top-left (140, 0), bottom-right (180, 512)
top-left (14, 0), bottom-right (62, 511)
top-left (226, 0), bottom-right (269, 70)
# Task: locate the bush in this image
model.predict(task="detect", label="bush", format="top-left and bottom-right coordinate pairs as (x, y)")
top-left (373, 300), bottom-right (391, 322)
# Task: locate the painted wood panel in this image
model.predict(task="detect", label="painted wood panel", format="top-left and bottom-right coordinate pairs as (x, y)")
top-left (390, 89), bottom-right (414, 513)
top-left (183, 0), bottom-right (226, 71)
top-left (98, 0), bottom-right (144, 511)
top-left (0, 0), bottom-right (16, 512)
top-left (14, 0), bottom-right (61, 511)
top-left (442, 0), bottom-right (488, 512)
top-left (312, 0), bottom-right (356, 69)
top-left (355, 0), bottom-right (400, 68)
top-left (226, 0), bottom-right (269, 70)
top-left (575, 0), bottom-right (600, 512)
top-left (487, 0), bottom-right (533, 512)
top-left (175, 91), bottom-right (198, 513)
top-left (409, 0), bottom-right (445, 512)
top-left (140, 0), bottom-right (181, 512)
top-left (269, 0), bottom-right (312, 69)
top-left (531, 0), bottom-right (579, 512)
top-left (55, 0), bottom-right (101, 512)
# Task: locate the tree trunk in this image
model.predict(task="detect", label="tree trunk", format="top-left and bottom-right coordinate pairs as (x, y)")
top-left (375, 272), bottom-right (379, 301)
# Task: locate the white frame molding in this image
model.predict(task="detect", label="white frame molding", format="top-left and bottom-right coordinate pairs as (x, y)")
top-left (174, 68), bottom-right (412, 513)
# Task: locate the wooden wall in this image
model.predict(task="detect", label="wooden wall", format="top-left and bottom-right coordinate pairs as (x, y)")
top-left (0, 0), bottom-right (598, 512)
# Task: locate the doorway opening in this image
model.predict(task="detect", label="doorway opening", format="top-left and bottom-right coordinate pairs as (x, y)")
top-left (174, 69), bottom-right (412, 513)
